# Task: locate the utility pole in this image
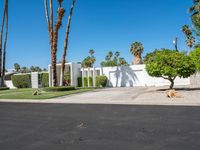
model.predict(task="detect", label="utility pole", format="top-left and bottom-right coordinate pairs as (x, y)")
top-left (173, 37), bottom-right (178, 51)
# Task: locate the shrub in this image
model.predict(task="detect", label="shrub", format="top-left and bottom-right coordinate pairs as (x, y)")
top-left (189, 48), bottom-right (200, 70)
top-left (43, 86), bottom-right (76, 92)
top-left (77, 77), bottom-right (82, 87)
top-left (11, 74), bottom-right (31, 88)
top-left (84, 77), bottom-right (93, 87)
top-left (0, 87), bottom-right (9, 91)
top-left (41, 73), bottom-right (49, 87)
top-left (96, 76), bottom-right (108, 87)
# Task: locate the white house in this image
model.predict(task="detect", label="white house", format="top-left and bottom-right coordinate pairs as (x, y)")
top-left (48, 63), bottom-right (191, 88)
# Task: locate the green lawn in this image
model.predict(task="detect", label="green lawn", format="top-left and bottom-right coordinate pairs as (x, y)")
top-left (0, 88), bottom-right (94, 100)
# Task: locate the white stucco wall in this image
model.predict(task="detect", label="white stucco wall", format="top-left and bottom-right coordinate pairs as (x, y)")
top-left (49, 63), bottom-right (190, 88)
top-left (99, 65), bottom-right (190, 87)
top-left (5, 80), bottom-right (16, 89)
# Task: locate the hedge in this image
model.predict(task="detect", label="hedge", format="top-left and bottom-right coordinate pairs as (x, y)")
top-left (84, 77), bottom-right (93, 87)
top-left (77, 77), bottom-right (82, 87)
top-left (11, 74), bottom-right (31, 88)
top-left (43, 86), bottom-right (76, 92)
top-left (41, 73), bottom-right (49, 87)
top-left (77, 76), bottom-right (108, 88)
top-left (96, 76), bottom-right (108, 87)
top-left (0, 87), bottom-right (9, 91)
top-left (77, 77), bottom-right (93, 87)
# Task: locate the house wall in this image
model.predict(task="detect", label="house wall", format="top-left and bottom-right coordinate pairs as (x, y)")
top-left (99, 65), bottom-right (190, 87)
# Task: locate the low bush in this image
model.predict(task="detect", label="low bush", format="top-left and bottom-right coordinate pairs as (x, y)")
top-left (84, 77), bottom-right (93, 87)
top-left (41, 73), bottom-right (49, 87)
top-left (0, 87), bottom-right (9, 91)
top-left (77, 77), bottom-right (82, 87)
top-left (11, 74), bottom-right (31, 88)
top-left (96, 76), bottom-right (108, 87)
top-left (43, 86), bottom-right (76, 92)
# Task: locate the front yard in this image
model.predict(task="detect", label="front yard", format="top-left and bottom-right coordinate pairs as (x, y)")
top-left (0, 88), bottom-right (94, 100)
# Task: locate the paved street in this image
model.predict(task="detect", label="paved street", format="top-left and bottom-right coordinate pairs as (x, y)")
top-left (0, 102), bottom-right (200, 150)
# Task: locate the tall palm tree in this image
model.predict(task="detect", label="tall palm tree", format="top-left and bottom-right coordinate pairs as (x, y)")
top-left (0, 0), bottom-right (8, 87)
top-left (89, 50), bottom-right (95, 67)
top-left (44, 0), bottom-right (65, 86)
top-left (130, 42), bottom-right (144, 65)
top-left (89, 49), bottom-right (94, 56)
top-left (189, 0), bottom-right (200, 30)
top-left (108, 51), bottom-right (113, 60)
top-left (60, 0), bottom-right (76, 86)
top-left (182, 25), bottom-right (195, 49)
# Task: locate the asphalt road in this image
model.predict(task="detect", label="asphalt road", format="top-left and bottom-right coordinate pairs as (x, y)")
top-left (0, 103), bottom-right (200, 150)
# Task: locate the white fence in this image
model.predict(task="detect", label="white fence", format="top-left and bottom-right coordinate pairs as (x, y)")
top-left (99, 65), bottom-right (190, 87)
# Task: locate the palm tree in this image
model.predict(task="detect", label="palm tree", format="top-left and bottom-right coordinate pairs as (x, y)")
top-left (189, 0), bottom-right (200, 30)
top-left (108, 51), bottom-right (113, 59)
top-left (182, 25), bottom-right (195, 49)
top-left (89, 49), bottom-right (95, 57)
top-left (0, 0), bottom-right (8, 86)
top-left (44, 0), bottom-right (65, 86)
top-left (14, 63), bottom-right (20, 72)
top-left (119, 57), bottom-right (128, 66)
top-left (115, 51), bottom-right (120, 58)
top-left (60, 0), bottom-right (76, 86)
top-left (130, 42), bottom-right (144, 65)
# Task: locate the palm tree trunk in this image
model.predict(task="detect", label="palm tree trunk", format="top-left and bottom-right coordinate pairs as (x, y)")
top-left (0, 0), bottom-right (8, 87)
top-left (60, 0), bottom-right (76, 86)
top-left (44, 0), bottom-right (65, 87)
top-left (2, 0), bottom-right (8, 86)
top-left (0, 0), bottom-right (7, 80)
top-left (134, 54), bottom-right (141, 65)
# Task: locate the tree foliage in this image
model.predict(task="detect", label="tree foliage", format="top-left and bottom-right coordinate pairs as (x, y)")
top-left (130, 42), bottom-right (144, 64)
top-left (101, 51), bottom-right (128, 67)
top-left (82, 49), bottom-right (96, 68)
top-left (145, 49), bottom-right (196, 89)
top-left (182, 25), bottom-right (195, 49)
top-left (189, 48), bottom-right (200, 70)
top-left (14, 63), bottom-right (20, 72)
top-left (189, 0), bottom-right (200, 31)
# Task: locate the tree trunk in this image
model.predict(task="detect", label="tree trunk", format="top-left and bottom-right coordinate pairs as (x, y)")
top-left (1, 0), bottom-right (8, 86)
top-left (0, 0), bottom-right (7, 79)
top-left (0, 0), bottom-right (8, 87)
top-left (169, 79), bottom-right (174, 89)
top-left (133, 54), bottom-right (141, 65)
top-left (60, 0), bottom-right (76, 86)
top-left (44, 0), bottom-right (65, 87)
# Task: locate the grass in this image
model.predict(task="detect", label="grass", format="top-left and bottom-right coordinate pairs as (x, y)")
top-left (0, 88), bottom-right (94, 100)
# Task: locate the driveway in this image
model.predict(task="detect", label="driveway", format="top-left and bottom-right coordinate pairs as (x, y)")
top-left (0, 103), bottom-right (200, 150)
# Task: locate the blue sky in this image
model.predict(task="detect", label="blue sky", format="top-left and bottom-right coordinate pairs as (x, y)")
top-left (0, 0), bottom-right (193, 69)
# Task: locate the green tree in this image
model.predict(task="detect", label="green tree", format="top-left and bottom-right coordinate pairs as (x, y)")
top-left (145, 49), bottom-right (196, 89)
top-left (101, 51), bottom-right (128, 67)
top-left (82, 50), bottom-right (96, 68)
top-left (14, 63), bottom-right (20, 72)
top-left (189, 48), bottom-right (200, 70)
top-left (21, 67), bottom-right (29, 73)
top-left (130, 42), bottom-right (144, 65)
